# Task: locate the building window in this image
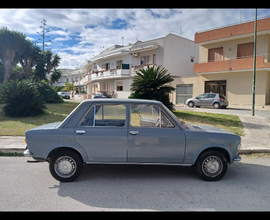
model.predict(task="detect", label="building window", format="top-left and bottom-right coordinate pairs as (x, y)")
top-left (208, 47), bottom-right (223, 62)
top-left (116, 60), bottom-right (123, 69)
top-left (153, 54), bottom-right (156, 64)
top-left (205, 80), bottom-right (226, 96)
top-left (102, 63), bottom-right (110, 71)
top-left (140, 56), bottom-right (149, 64)
top-left (191, 56), bottom-right (195, 62)
top-left (117, 82), bottom-right (123, 91)
top-left (237, 42), bottom-right (254, 59)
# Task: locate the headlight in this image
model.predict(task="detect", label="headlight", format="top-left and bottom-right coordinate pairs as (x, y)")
top-left (237, 143), bottom-right (241, 151)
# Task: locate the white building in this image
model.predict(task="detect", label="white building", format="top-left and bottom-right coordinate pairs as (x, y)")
top-left (57, 33), bottom-right (198, 99)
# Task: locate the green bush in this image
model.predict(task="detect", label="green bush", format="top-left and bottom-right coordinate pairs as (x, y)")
top-left (36, 80), bottom-right (63, 103)
top-left (0, 80), bottom-right (47, 117)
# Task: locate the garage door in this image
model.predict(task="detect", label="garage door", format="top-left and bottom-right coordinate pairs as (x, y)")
top-left (176, 84), bottom-right (193, 104)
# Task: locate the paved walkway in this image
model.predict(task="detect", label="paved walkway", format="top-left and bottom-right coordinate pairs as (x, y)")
top-left (1, 107), bottom-right (270, 154)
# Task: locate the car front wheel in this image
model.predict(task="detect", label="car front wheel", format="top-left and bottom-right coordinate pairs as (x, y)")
top-left (196, 151), bottom-right (228, 181)
top-left (49, 150), bottom-right (83, 182)
top-left (188, 101), bottom-right (194, 108)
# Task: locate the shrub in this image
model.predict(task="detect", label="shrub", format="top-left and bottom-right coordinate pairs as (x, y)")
top-left (0, 79), bottom-right (47, 117)
top-left (35, 80), bottom-right (63, 103)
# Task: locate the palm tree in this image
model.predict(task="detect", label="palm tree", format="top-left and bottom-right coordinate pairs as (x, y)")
top-left (50, 68), bottom-right (62, 85)
top-left (129, 65), bottom-right (175, 111)
top-left (0, 27), bottom-right (32, 81)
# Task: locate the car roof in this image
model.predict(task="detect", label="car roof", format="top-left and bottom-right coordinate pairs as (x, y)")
top-left (81, 98), bottom-right (162, 105)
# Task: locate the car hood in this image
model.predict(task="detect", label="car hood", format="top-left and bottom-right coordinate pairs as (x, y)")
top-left (29, 122), bottom-right (62, 131)
top-left (186, 124), bottom-right (234, 135)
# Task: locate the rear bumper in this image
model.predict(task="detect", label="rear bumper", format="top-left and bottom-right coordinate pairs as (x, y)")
top-left (23, 148), bottom-right (33, 157)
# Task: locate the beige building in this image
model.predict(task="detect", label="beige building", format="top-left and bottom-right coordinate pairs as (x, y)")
top-left (172, 16), bottom-right (270, 109)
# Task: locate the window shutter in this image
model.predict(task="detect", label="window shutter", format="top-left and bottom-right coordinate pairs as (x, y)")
top-left (208, 47), bottom-right (223, 62)
top-left (237, 42), bottom-right (254, 58)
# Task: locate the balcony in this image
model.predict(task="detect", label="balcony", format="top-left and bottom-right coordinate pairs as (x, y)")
top-left (131, 42), bottom-right (159, 53)
top-left (79, 69), bottom-right (130, 84)
top-left (194, 56), bottom-right (270, 74)
top-left (130, 64), bottom-right (157, 75)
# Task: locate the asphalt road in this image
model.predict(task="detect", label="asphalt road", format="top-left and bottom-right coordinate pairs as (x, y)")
top-left (175, 106), bottom-right (270, 119)
top-left (1, 157), bottom-right (270, 211)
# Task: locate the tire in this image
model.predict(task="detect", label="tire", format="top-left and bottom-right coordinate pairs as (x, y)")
top-left (49, 150), bottom-right (83, 182)
top-left (196, 151), bottom-right (228, 181)
top-left (213, 102), bottom-right (220, 109)
top-left (188, 101), bottom-right (194, 108)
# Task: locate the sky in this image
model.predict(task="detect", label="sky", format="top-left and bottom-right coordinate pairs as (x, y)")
top-left (1, 8), bottom-right (270, 69)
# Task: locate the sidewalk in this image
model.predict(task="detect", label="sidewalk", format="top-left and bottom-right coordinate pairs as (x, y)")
top-left (0, 114), bottom-right (270, 155)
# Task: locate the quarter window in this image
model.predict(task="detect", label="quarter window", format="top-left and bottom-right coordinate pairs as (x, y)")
top-left (130, 105), bottom-right (174, 128)
top-left (81, 104), bottom-right (126, 127)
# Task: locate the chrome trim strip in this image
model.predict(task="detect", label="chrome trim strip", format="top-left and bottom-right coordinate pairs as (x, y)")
top-left (85, 161), bottom-right (192, 166)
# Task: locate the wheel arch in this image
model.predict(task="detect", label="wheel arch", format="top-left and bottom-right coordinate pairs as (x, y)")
top-left (194, 147), bottom-right (231, 165)
top-left (47, 146), bottom-right (84, 163)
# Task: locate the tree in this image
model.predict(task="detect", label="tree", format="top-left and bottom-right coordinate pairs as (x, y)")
top-left (32, 50), bottom-right (61, 82)
top-left (129, 65), bottom-right (175, 111)
top-left (0, 27), bottom-right (32, 81)
top-left (50, 68), bottom-right (62, 85)
top-left (18, 42), bottom-right (42, 79)
top-left (64, 81), bottom-right (75, 92)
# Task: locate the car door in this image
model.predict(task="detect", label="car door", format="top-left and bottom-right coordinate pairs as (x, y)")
top-left (74, 104), bottom-right (127, 162)
top-left (206, 93), bottom-right (216, 106)
top-left (195, 93), bottom-right (207, 106)
top-left (128, 104), bottom-right (186, 163)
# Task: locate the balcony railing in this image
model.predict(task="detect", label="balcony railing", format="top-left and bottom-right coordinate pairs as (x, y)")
top-left (79, 68), bottom-right (130, 84)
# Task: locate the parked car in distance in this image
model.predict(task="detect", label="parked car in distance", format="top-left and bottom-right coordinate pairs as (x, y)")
top-left (185, 93), bottom-right (229, 109)
top-left (93, 92), bottom-right (112, 99)
top-left (57, 92), bottom-right (70, 99)
top-left (24, 99), bottom-right (241, 182)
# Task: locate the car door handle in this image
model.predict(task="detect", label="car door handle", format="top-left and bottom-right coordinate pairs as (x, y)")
top-left (76, 130), bottom-right (86, 135)
top-left (129, 131), bottom-right (139, 135)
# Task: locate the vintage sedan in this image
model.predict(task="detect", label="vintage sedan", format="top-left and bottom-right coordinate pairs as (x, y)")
top-left (24, 99), bottom-right (241, 182)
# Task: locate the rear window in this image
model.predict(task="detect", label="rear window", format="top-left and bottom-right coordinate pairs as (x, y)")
top-left (219, 94), bottom-right (226, 99)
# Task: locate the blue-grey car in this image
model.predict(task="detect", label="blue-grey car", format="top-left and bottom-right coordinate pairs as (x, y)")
top-left (24, 99), bottom-right (241, 182)
top-left (186, 93), bottom-right (229, 109)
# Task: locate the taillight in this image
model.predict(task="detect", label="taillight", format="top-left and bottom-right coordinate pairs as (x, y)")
top-left (219, 98), bottom-right (223, 101)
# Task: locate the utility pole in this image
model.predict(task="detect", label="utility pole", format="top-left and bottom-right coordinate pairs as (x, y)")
top-left (252, 8), bottom-right (257, 116)
top-left (37, 19), bottom-right (51, 53)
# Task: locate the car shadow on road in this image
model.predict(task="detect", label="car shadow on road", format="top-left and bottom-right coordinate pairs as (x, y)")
top-left (51, 161), bottom-right (270, 211)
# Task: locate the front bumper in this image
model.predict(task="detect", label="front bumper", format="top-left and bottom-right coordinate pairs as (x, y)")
top-left (233, 155), bottom-right (241, 162)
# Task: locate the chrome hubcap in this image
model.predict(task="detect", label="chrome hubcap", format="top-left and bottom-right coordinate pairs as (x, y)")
top-left (54, 156), bottom-right (77, 178)
top-left (202, 156), bottom-right (223, 177)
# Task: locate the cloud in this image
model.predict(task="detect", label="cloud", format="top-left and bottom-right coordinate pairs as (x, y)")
top-left (1, 8), bottom-right (270, 70)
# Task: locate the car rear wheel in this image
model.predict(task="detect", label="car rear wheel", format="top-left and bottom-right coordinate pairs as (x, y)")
top-left (49, 150), bottom-right (83, 182)
top-left (196, 151), bottom-right (228, 181)
top-left (213, 103), bottom-right (220, 109)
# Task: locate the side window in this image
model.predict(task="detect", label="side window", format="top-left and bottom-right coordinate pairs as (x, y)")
top-left (207, 94), bottom-right (216, 98)
top-left (81, 104), bottom-right (126, 127)
top-left (197, 94), bottom-right (207, 99)
top-left (130, 105), bottom-right (174, 128)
